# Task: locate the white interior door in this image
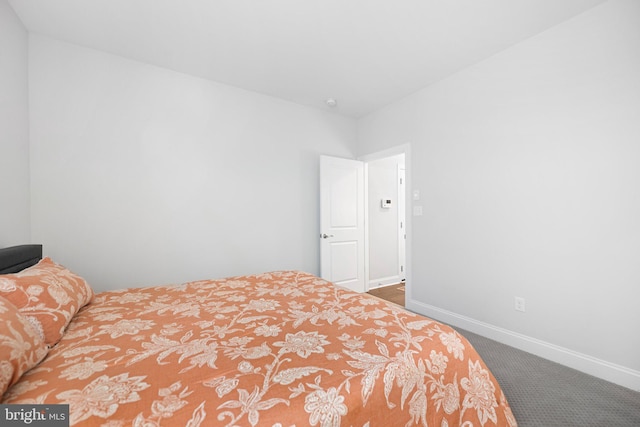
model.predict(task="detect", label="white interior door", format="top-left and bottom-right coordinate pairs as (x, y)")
top-left (320, 155), bottom-right (365, 293)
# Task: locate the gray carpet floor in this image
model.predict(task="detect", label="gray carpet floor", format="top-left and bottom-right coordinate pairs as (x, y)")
top-left (453, 327), bottom-right (640, 426)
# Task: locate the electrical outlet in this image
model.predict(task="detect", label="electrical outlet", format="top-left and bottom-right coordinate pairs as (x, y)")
top-left (514, 297), bottom-right (526, 312)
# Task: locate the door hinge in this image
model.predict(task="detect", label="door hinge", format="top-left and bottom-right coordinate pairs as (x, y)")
top-left (401, 265), bottom-right (404, 272)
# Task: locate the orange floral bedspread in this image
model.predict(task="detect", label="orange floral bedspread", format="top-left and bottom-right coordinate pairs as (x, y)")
top-left (3, 271), bottom-right (517, 426)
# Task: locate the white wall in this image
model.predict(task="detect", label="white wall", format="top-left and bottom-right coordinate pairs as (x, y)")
top-left (29, 35), bottom-right (357, 291)
top-left (367, 154), bottom-right (404, 287)
top-left (0, 0), bottom-right (30, 245)
top-left (358, 0), bottom-right (640, 390)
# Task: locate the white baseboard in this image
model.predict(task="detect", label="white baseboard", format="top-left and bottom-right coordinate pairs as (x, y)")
top-left (368, 275), bottom-right (402, 290)
top-left (406, 299), bottom-right (640, 392)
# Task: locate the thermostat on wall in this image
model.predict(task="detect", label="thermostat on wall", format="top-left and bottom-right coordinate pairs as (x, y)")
top-left (381, 198), bottom-right (392, 208)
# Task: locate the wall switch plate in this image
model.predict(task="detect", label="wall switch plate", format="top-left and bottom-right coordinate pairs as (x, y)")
top-left (413, 206), bottom-right (423, 216)
top-left (413, 190), bottom-right (420, 201)
top-left (514, 297), bottom-right (526, 312)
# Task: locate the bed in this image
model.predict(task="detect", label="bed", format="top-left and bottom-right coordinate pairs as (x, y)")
top-left (0, 245), bottom-right (517, 426)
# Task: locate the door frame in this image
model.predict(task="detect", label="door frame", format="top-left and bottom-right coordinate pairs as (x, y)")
top-left (398, 164), bottom-right (406, 282)
top-left (359, 144), bottom-right (412, 297)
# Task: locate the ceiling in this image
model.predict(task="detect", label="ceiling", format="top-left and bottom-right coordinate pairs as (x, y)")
top-left (9, 0), bottom-right (606, 118)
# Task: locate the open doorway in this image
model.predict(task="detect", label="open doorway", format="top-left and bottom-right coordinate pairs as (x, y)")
top-left (365, 154), bottom-right (405, 289)
top-left (319, 144), bottom-right (411, 300)
top-left (359, 144), bottom-right (411, 301)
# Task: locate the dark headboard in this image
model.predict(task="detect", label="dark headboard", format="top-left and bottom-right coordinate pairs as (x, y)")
top-left (0, 245), bottom-right (43, 274)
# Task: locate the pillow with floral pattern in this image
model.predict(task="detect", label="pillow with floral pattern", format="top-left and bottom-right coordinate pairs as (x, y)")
top-left (0, 296), bottom-right (48, 396)
top-left (0, 257), bottom-right (94, 346)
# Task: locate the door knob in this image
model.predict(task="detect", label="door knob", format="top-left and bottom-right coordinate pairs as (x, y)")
top-left (321, 233), bottom-right (334, 239)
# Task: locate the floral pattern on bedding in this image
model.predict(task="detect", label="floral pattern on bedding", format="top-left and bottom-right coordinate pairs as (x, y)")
top-left (3, 271), bottom-right (517, 427)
